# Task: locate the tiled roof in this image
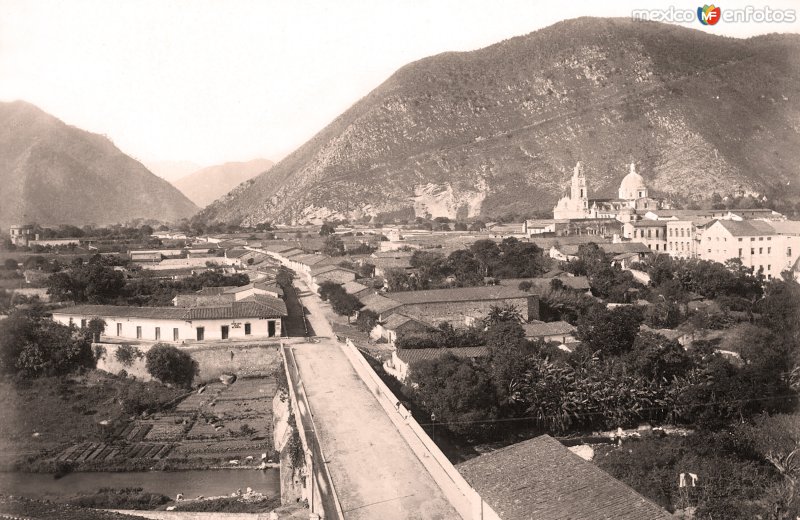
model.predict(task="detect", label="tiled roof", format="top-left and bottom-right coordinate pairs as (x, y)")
top-left (311, 264), bottom-right (357, 276)
top-left (196, 286), bottom-right (233, 295)
top-left (53, 305), bottom-right (189, 320)
top-left (630, 220), bottom-right (668, 228)
top-left (396, 346), bottom-right (489, 364)
top-left (768, 220), bottom-right (800, 235)
top-left (383, 313), bottom-right (434, 331)
top-left (370, 257), bottom-right (413, 269)
top-left (371, 251), bottom-right (415, 258)
top-left (387, 286), bottom-right (530, 305)
top-left (53, 298), bottom-right (287, 321)
top-left (458, 435), bottom-right (674, 520)
top-left (360, 293), bottom-right (403, 314)
top-left (342, 281), bottom-right (370, 295)
top-left (715, 219), bottom-right (776, 236)
top-left (499, 276), bottom-right (590, 292)
top-left (522, 320), bottom-right (576, 337)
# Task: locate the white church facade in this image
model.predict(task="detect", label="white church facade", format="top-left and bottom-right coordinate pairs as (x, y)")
top-left (553, 162), bottom-right (661, 221)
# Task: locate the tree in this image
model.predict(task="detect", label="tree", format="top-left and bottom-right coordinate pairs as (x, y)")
top-left (484, 303), bottom-right (523, 327)
top-left (626, 331), bottom-right (693, 381)
top-left (329, 292), bottom-right (362, 322)
top-left (319, 223), bottom-right (336, 236)
top-left (13, 319), bottom-right (95, 378)
top-left (383, 268), bottom-right (411, 292)
top-left (115, 344), bottom-right (144, 367)
top-left (469, 240), bottom-right (501, 277)
top-left (354, 309), bottom-right (379, 333)
top-left (3, 259), bottom-right (18, 270)
top-left (145, 344), bottom-right (198, 388)
top-left (322, 235), bottom-right (345, 256)
top-left (484, 320), bottom-right (532, 406)
top-left (85, 317), bottom-right (107, 343)
top-left (407, 354), bottom-right (499, 439)
top-left (576, 305), bottom-right (643, 357)
top-left (318, 280), bottom-right (345, 301)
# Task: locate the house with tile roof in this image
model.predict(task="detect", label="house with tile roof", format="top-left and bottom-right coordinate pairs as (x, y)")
top-left (522, 320), bottom-right (577, 345)
top-left (457, 435), bottom-right (674, 520)
top-left (52, 297), bottom-right (287, 343)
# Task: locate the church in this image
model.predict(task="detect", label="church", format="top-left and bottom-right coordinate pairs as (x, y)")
top-left (553, 162), bottom-right (661, 221)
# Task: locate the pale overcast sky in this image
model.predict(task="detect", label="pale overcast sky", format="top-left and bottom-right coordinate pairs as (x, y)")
top-left (1, 0), bottom-right (798, 170)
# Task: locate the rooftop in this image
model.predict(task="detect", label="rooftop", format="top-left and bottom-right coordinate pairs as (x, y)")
top-left (522, 320), bottom-right (576, 337)
top-left (714, 219), bottom-right (776, 237)
top-left (386, 286), bottom-right (531, 305)
top-left (53, 297), bottom-right (287, 321)
top-left (458, 435), bottom-right (674, 520)
top-left (396, 346), bottom-right (490, 364)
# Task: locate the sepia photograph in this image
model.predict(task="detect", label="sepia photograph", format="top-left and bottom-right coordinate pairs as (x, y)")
top-left (0, 0), bottom-right (799, 518)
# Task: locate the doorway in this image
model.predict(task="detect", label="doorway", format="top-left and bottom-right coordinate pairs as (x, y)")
top-left (268, 321), bottom-right (276, 337)
top-left (196, 327), bottom-right (205, 341)
top-left (221, 325), bottom-right (229, 340)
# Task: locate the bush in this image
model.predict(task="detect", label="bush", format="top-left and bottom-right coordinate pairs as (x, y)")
top-left (115, 344), bottom-right (143, 367)
top-left (66, 487), bottom-right (170, 509)
top-left (145, 344), bottom-right (198, 388)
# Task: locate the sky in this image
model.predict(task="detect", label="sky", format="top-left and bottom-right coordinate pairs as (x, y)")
top-left (1, 0), bottom-right (799, 175)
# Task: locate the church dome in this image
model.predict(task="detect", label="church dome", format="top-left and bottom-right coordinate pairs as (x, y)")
top-left (618, 163), bottom-right (647, 200)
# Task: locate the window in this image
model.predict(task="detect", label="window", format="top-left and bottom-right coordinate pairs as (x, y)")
top-left (759, 237), bottom-right (763, 241)
top-left (768, 264), bottom-right (771, 271)
top-left (173, 328), bottom-right (179, 341)
top-left (738, 248), bottom-right (742, 257)
top-left (80, 318), bottom-right (86, 329)
top-left (759, 248), bottom-right (763, 254)
top-left (767, 237), bottom-right (772, 241)
top-left (244, 323), bottom-right (251, 335)
top-left (738, 238), bottom-right (743, 242)
top-left (768, 247), bottom-right (771, 254)
top-left (136, 326), bottom-right (142, 339)
top-left (117, 323), bottom-right (122, 336)
top-left (648, 230), bottom-right (652, 238)
top-left (155, 327), bottom-right (161, 340)
top-left (751, 238), bottom-right (755, 241)
top-left (655, 229), bottom-right (659, 238)
top-left (751, 248), bottom-right (755, 255)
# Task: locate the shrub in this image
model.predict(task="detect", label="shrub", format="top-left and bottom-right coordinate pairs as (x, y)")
top-left (145, 344), bottom-right (198, 388)
top-left (115, 344), bottom-right (143, 367)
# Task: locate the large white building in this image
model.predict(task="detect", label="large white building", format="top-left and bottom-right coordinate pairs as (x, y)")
top-left (698, 219), bottom-right (800, 280)
top-left (553, 162), bottom-right (660, 220)
top-left (52, 298), bottom-right (287, 343)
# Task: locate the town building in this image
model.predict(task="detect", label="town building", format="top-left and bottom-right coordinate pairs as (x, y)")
top-left (457, 435), bottom-right (673, 520)
top-left (522, 320), bottom-right (577, 346)
top-left (52, 298), bottom-right (287, 342)
top-left (361, 286), bottom-right (539, 327)
top-left (698, 219), bottom-right (800, 280)
top-left (9, 225), bottom-right (34, 246)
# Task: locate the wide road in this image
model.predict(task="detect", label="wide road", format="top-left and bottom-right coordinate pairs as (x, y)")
top-left (288, 280), bottom-right (459, 520)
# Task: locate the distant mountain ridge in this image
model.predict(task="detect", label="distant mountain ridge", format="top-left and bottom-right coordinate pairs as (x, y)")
top-left (173, 158), bottom-right (274, 207)
top-left (199, 17), bottom-right (800, 225)
top-left (145, 160), bottom-right (203, 182)
top-left (0, 101), bottom-right (198, 228)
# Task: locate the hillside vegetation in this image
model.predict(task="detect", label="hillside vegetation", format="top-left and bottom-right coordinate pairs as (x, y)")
top-left (200, 17), bottom-right (800, 225)
top-left (0, 101), bottom-right (198, 229)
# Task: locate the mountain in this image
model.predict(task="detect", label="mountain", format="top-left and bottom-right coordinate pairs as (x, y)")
top-left (200, 17), bottom-right (800, 225)
top-left (0, 101), bottom-right (198, 229)
top-left (145, 160), bottom-right (204, 182)
top-left (172, 159), bottom-right (274, 207)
